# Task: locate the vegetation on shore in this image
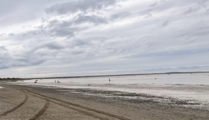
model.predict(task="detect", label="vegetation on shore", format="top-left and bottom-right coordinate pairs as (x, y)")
top-left (0, 78), bottom-right (22, 81)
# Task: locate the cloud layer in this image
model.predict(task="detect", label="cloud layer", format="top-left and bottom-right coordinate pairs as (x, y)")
top-left (0, 0), bottom-right (209, 77)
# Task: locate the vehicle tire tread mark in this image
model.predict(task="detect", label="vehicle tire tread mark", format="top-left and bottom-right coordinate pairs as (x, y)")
top-left (29, 100), bottom-right (49, 120)
top-left (0, 93), bottom-right (28, 116)
top-left (25, 90), bottom-right (131, 120)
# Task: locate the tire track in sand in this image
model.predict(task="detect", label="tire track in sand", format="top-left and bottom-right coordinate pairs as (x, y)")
top-left (26, 91), bottom-right (109, 120)
top-left (29, 100), bottom-right (49, 120)
top-left (2, 86), bottom-right (49, 120)
top-left (0, 92), bottom-right (28, 116)
top-left (24, 89), bottom-right (132, 120)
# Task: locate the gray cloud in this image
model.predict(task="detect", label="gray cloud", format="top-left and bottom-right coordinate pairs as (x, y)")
top-left (0, 0), bottom-right (61, 27)
top-left (74, 14), bottom-right (108, 24)
top-left (34, 42), bottom-right (65, 51)
top-left (0, 0), bottom-right (209, 77)
top-left (136, 0), bottom-right (207, 17)
top-left (0, 46), bottom-right (7, 51)
top-left (18, 13), bottom-right (109, 39)
top-left (45, 0), bottom-right (117, 15)
top-left (111, 12), bottom-right (132, 19)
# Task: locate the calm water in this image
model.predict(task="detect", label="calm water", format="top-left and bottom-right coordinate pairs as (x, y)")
top-left (22, 73), bottom-right (209, 85)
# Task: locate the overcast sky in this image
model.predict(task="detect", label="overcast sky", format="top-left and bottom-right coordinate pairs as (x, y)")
top-left (0, 0), bottom-right (209, 78)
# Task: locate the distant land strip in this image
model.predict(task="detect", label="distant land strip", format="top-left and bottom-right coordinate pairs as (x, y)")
top-left (19, 71), bottom-right (209, 80)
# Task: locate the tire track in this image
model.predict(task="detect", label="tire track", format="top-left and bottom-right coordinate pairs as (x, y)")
top-left (0, 92), bottom-right (28, 116)
top-left (24, 90), bottom-right (132, 120)
top-left (26, 91), bottom-right (110, 120)
top-left (29, 100), bottom-right (49, 120)
top-left (0, 96), bottom-right (14, 104)
top-left (0, 95), bottom-right (5, 99)
top-left (2, 86), bottom-right (49, 120)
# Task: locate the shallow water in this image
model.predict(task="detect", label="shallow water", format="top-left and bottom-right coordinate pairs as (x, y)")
top-left (20, 73), bottom-right (209, 85)
top-left (14, 73), bottom-right (209, 105)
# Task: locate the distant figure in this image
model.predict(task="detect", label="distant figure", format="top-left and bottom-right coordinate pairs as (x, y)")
top-left (34, 80), bottom-right (38, 83)
top-left (55, 80), bottom-right (56, 83)
top-left (57, 80), bottom-right (60, 83)
top-left (155, 78), bottom-right (156, 80)
top-left (109, 78), bottom-right (111, 82)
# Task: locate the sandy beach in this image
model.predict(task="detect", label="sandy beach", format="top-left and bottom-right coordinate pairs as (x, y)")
top-left (1, 73), bottom-right (209, 120)
top-left (1, 0), bottom-right (209, 119)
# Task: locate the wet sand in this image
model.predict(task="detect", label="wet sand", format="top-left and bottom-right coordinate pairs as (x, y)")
top-left (0, 84), bottom-right (209, 120)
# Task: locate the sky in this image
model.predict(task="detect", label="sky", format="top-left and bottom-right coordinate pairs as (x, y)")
top-left (0, 0), bottom-right (209, 78)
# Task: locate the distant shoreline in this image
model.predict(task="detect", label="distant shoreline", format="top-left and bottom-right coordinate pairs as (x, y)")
top-left (22, 71), bottom-right (209, 80)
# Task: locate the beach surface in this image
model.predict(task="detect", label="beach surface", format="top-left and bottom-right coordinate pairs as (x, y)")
top-left (1, 73), bottom-right (209, 120)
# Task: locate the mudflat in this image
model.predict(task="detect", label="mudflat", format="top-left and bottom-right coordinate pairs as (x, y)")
top-left (0, 84), bottom-right (209, 120)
